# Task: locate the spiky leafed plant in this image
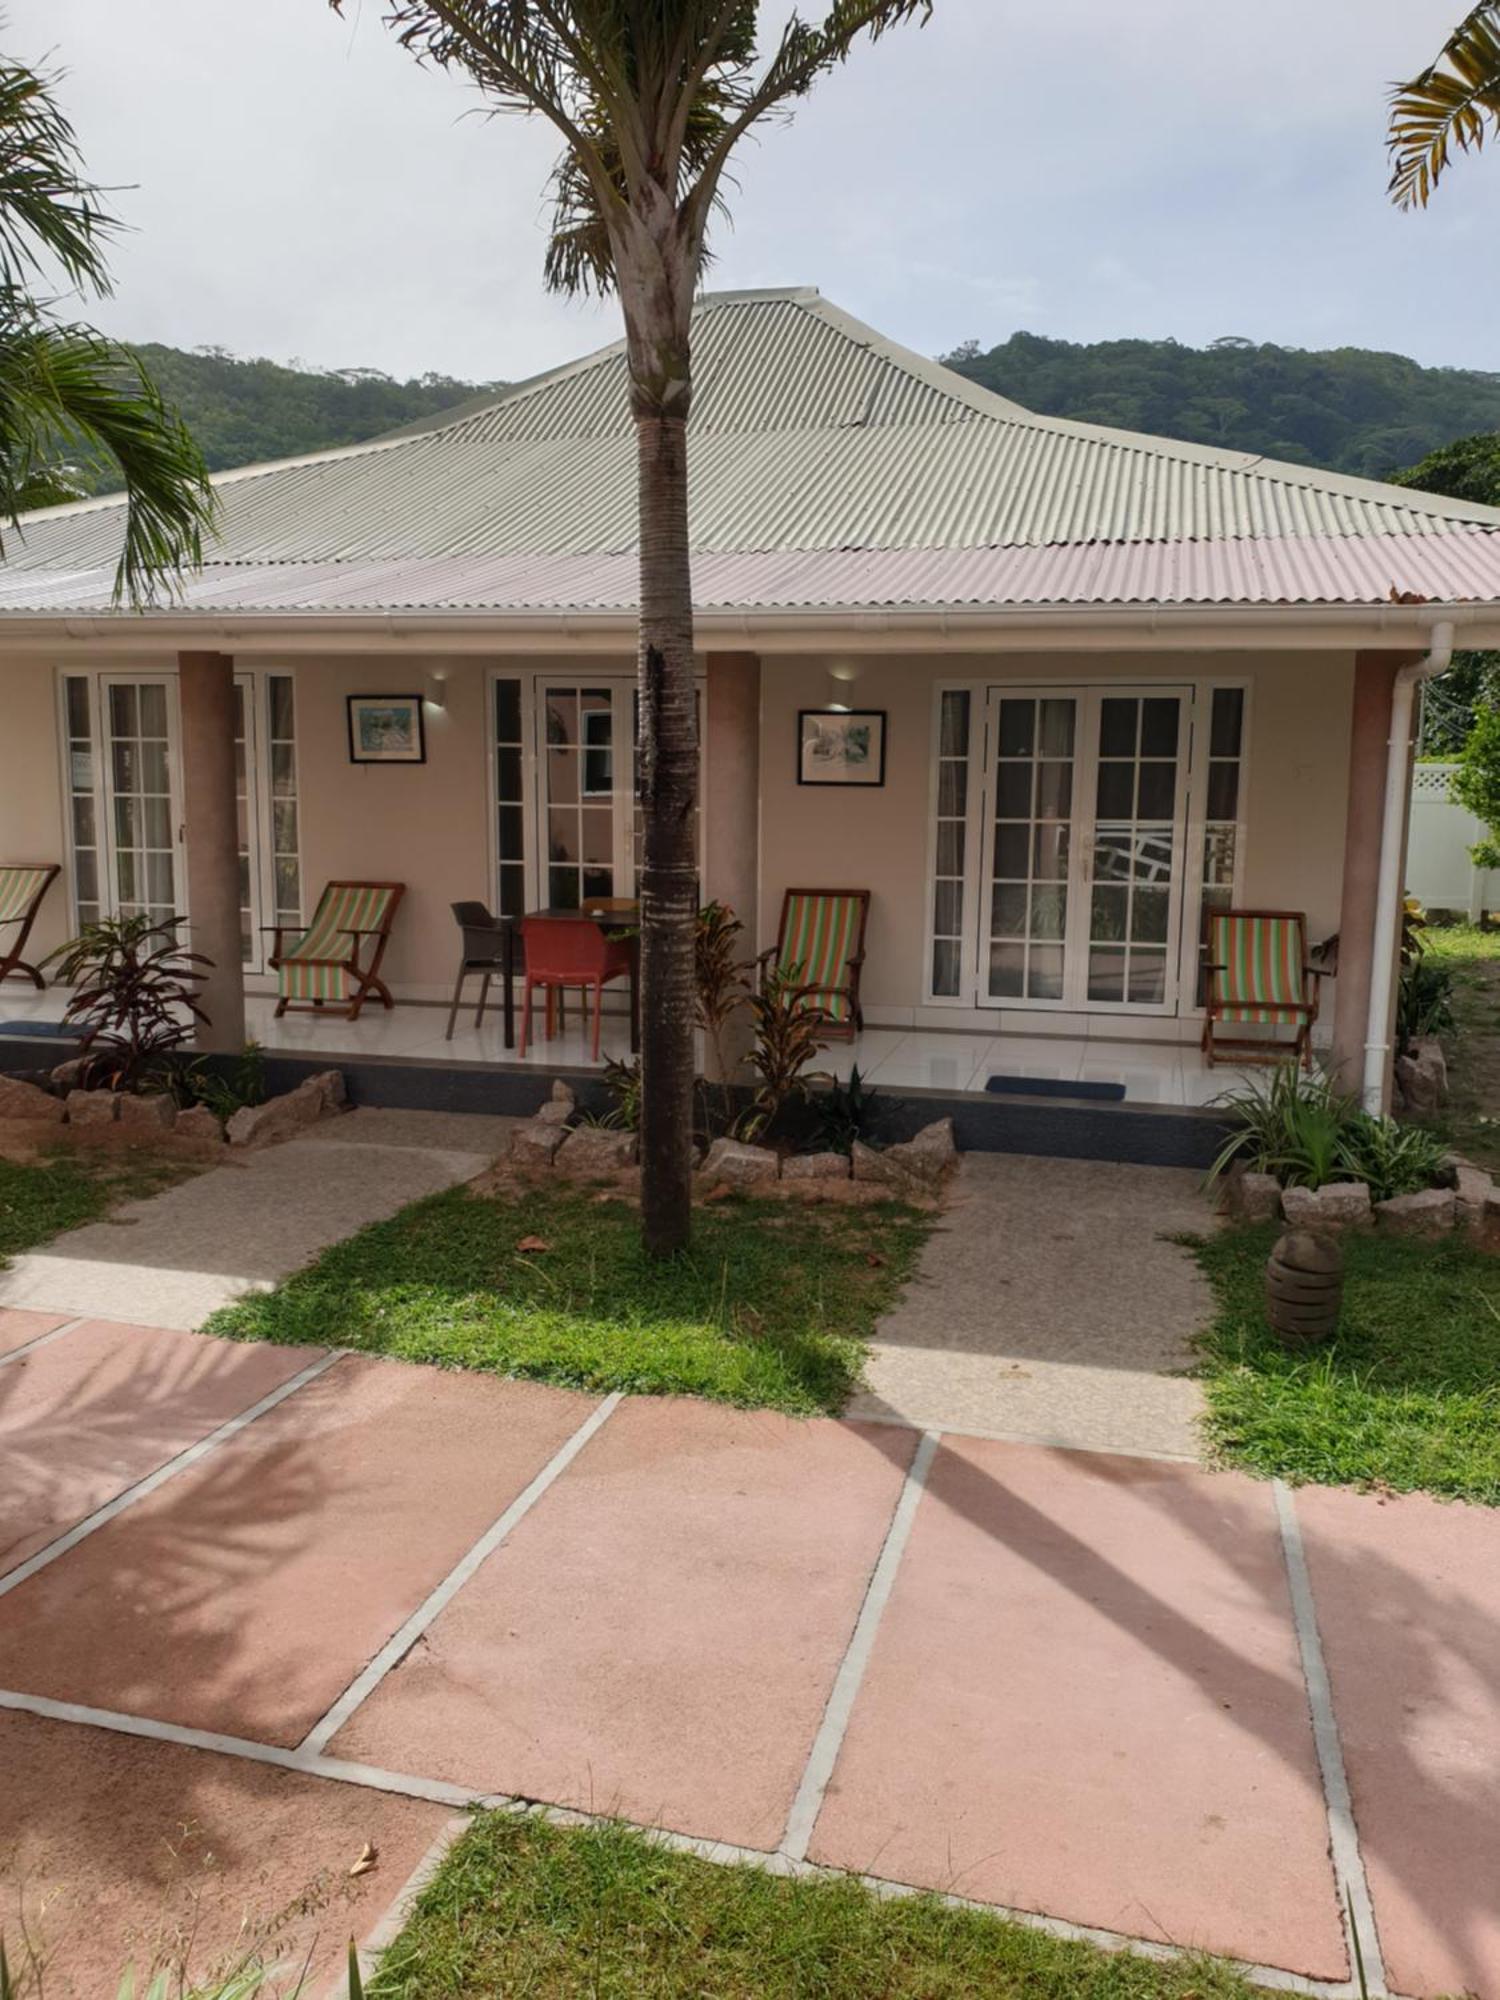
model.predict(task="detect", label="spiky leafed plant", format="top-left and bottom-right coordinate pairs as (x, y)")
top-left (0, 47), bottom-right (214, 599)
top-left (1388, 2), bottom-right (1500, 206)
top-left (343, 1), bottom-right (932, 1255)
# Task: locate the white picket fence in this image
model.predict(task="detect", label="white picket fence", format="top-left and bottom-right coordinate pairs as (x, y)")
top-left (1407, 763), bottom-right (1500, 918)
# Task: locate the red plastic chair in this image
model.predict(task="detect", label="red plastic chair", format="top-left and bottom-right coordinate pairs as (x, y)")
top-left (518, 916), bottom-right (632, 1061)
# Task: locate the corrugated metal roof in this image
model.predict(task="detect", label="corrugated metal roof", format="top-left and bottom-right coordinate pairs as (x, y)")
top-left (5, 532), bottom-right (1499, 616)
top-left (4, 286), bottom-right (1499, 618)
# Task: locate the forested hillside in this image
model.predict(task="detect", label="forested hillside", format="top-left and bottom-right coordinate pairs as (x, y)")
top-left (59, 330), bottom-right (1500, 498)
top-left (68, 345), bottom-right (497, 493)
top-left (943, 332), bottom-right (1500, 480)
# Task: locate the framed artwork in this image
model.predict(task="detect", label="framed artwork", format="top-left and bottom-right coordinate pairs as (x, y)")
top-left (798, 708), bottom-right (887, 787)
top-left (347, 694), bottom-right (426, 765)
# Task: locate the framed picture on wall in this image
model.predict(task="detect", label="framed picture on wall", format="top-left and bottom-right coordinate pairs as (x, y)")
top-left (798, 709), bottom-right (886, 787)
top-left (347, 695), bottom-right (426, 765)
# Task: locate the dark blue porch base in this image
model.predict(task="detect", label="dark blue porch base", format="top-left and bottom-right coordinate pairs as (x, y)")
top-left (0, 1040), bottom-right (1227, 1170)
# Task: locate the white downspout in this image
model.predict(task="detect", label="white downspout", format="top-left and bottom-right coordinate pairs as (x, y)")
top-left (1362, 620), bottom-right (1456, 1111)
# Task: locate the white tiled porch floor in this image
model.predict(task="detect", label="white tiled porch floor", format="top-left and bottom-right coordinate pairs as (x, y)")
top-left (1, 986), bottom-right (1256, 1106)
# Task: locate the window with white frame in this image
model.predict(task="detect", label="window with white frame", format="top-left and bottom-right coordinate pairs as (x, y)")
top-left (1200, 686), bottom-right (1246, 918)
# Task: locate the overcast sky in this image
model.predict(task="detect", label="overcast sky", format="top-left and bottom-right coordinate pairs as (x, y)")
top-left (10, 0), bottom-right (1497, 385)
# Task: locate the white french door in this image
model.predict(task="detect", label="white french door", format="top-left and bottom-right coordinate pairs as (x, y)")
top-left (979, 685), bottom-right (1193, 1015)
top-left (534, 680), bottom-right (637, 908)
top-left (66, 674), bottom-right (186, 929)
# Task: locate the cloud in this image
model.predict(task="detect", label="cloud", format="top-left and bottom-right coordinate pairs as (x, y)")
top-left (9, 0), bottom-right (1497, 380)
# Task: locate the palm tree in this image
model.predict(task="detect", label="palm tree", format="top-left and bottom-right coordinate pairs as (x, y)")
top-left (1388, 2), bottom-right (1500, 206)
top-left (0, 48), bottom-right (213, 598)
top-left (351, 2), bottom-right (931, 1255)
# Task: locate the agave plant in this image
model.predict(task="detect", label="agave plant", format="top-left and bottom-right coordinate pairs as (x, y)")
top-left (46, 913), bottom-right (210, 1091)
top-left (1208, 1064), bottom-right (1359, 1190)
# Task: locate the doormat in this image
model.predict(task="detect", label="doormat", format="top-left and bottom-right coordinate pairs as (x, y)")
top-left (985, 1073), bottom-right (1127, 1103)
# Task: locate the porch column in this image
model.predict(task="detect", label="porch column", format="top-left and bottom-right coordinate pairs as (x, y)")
top-left (703, 651), bottom-right (761, 1080)
top-left (1330, 654), bottom-right (1410, 1100)
top-left (178, 650), bottom-right (246, 1053)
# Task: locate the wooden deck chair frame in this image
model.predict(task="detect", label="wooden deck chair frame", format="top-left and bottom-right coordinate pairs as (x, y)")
top-left (266, 881), bottom-right (406, 1023)
top-left (770, 887), bottom-right (871, 1043)
top-left (0, 863), bottom-right (60, 989)
top-left (1201, 907), bottom-right (1322, 1070)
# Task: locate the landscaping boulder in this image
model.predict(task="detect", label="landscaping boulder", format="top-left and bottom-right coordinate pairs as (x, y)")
top-left (510, 1118), bottom-right (570, 1168)
top-left (1453, 1162), bottom-right (1495, 1235)
top-left (1223, 1169), bottom-right (1280, 1223)
top-left (226, 1074), bottom-right (329, 1148)
top-left (1393, 1037), bottom-right (1448, 1119)
top-left (66, 1087), bottom-right (118, 1126)
top-left (1374, 1187), bottom-right (1456, 1239)
top-left (49, 1058), bottom-right (89, 1091)
top-left (175, 1104), bottom-right (224, 1144)
top-left (782, 1150), bottom-right (851, 1182)
top-left (536, 1079), bottom-right (576, 1127)
top-left (700, 1137), bottom-right (779, 1188)
top-left (117, 1092), bottom-right (177, 1132)
top-left (853, 1119), bottom-right (958, 1194)
top-left (1471, 1189), bottom-right (1500, 1256)
top-left (0, 1074), bottom-right (65, 1123)
top-left (1279, 1182), bottom-right (1372, 1232)
top-left (556, 1125), bottom-right (636, 1176)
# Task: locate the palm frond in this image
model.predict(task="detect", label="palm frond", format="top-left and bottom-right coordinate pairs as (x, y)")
top-left (1389, 1), bottom-right (1500, 207)
top-left (0, 297), bottom-right (215, 602)
top-left (0, 48), bottom-right (118, 293)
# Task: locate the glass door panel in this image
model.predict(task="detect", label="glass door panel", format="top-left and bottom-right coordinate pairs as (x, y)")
top-left (539, 683), bottom-right (628, 909)
top-left (1084, 694), bottom-right (1188, 1010)
top-left (980, 685), bottom-right (1190, 1014)
top-left (102, 677), bottom-right (180, 925)
top-left (985, 695), bottom-right (1076, 1003)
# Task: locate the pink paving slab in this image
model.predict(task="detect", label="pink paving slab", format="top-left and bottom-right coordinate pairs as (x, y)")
top-left (0, 1319), bottom-right (320, 1575)
top-left (0, 1708), bottom-right (452, 1996)
top-left (331, 1399), bottom-right (918, 1851)
top-left (809, 1438), bottom-right (1347, 1980)
top-left (1297, 1483), bottom-right (1500, 2000)
top-left (0, 1355), bottom-right (595, 1747)
top-left (0, 1307), bottom-right (71, 1358)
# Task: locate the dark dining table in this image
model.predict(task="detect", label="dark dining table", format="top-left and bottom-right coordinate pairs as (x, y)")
top-left (499, 903), bottom-right (641, 1054)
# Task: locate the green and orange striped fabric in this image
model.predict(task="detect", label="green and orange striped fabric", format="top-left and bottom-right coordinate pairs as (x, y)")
top-left (778, 891), bottom-right (864, 1022)
top-left (278, 883), bottom-right (397, 1003)
top-left (1208, 913), bottom-right (1308, 1024)
top-left (0, 868), bottom-right (51, 924)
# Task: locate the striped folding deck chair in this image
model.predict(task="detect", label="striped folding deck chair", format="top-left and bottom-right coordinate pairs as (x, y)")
top-left (772, 888), bottom-right (871, 1042)
top-left (267, 881), bottom-right (405, 1021)
top-left (1201, 909), bottom-right (1321, 1069)
top-left (0, 863), bottom-right (59, 989)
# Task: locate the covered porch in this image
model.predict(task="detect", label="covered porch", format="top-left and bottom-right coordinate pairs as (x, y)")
top-left (0, 638), bottom-right (1422, 1136)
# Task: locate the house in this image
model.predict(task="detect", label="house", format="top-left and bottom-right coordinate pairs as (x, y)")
top-left (2, 287), bottom-right (1499, 1117)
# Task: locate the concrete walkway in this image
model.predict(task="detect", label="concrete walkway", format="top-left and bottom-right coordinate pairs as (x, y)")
top-left (0, 1109), bottom-right (515, 1329)
top-left (2, 1316), bottom-right (1496, 1999)
top-left (848, 1153), bottom-right (1214, 1457)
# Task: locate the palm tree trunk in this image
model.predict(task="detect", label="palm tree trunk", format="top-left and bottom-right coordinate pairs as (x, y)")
top-left (635, 408), bottom-right (698, 1256)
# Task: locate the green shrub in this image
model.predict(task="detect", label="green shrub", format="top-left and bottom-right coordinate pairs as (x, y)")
top-left (1209, 1065), bottom-right (1357, 1189)
top-left (1334, 1116), bottom-right (1451, 1202)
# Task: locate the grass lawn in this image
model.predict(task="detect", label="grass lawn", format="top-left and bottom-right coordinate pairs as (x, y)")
top-left (205, 1182), bottom-right (932, 1415)
top-left (1194, 1221), bottom-right (1500, 1503)
top-left (1420, 920), bottom-right (1500, 1174)
top-left (367, 1812), bottom-right (1256, 2000)
top-left (0, 1149), bottom-right (190, 1267)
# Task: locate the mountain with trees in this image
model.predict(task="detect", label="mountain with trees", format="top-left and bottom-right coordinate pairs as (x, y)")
top-left (61, 344), bottom-right (498, 493)
top-left (51, 329), bottom-right (1500, 500)
top-left (943, 332), bottom-right (1500, 481)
